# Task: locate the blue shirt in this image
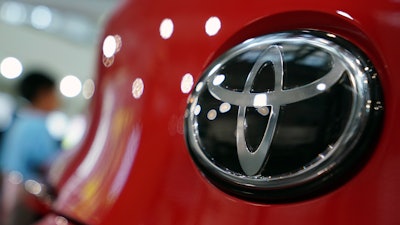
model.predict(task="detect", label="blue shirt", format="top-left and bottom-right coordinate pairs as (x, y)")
top-left (0, 109), bottom-right (59, 181)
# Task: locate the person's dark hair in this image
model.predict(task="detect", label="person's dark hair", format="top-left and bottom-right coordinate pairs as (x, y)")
top-left (18, 71), bottom-right (56, 103)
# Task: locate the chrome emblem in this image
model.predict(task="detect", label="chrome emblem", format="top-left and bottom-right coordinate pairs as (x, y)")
top-left (208, 45), bottom-right (345, 175)
top-left (185, 31), bottom-right (383, 201)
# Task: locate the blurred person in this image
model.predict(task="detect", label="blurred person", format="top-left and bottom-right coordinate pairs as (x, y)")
top-left (0, 71), bottom-right (61, 225)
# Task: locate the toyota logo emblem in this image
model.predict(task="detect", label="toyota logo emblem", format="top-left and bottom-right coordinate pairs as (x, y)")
top-left (184, 31), bottom-right (383, 201)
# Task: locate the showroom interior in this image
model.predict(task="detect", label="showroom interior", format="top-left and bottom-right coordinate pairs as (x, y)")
top-left (0, 0), bottom-right (121, 149)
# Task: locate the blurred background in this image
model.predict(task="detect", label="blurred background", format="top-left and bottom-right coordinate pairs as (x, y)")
top-left (0, 0), bottom-right (121, 149)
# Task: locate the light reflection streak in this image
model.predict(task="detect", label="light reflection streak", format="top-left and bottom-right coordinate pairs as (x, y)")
top-left (205, 16), bottom-right (221, 36)
top-left (317, 83), bottom-right (327, 91)
top-left (213, 74), bottom-right (225, 86)
top-left (194, 105), bottom-right (201, 115)
top-left (103, 35), bottom-right (117, 58)
top-left (180, 73), bottom-right (194, 94)
top-left (195, 82), bottom-right (204, 92)
top-left (219, 102), bottom-right (231, 113)
top-left (76, 87), bottom-right (114, 178)
top-left (207, 109), bottom-right (217, 121)
top-left (160, 18), bottom-right (174, 39)
top-left (82, 79), bottom-right (95, 99)
top-left (257, 106), bottom-right (270, 116)
top-left (109, 126), bottom-right (141, 197)
top-left (103, 35), bottom-right (118, 58)
top-left (336, 10), bottom-right (354, 20)
top-left (102, 34), bottom-right (122, 64)
top-left (326, 33), bottom-right (336, 38)
top-left (253, 94), bottom-right (267, 107)
top-left (132, 78), bottom-right (144, 99)
top-left (102, 55), bottom-right (114, 67)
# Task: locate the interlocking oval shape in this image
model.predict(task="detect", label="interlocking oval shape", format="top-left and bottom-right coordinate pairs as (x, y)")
top-left (207, 45), bottom-right (345, 175)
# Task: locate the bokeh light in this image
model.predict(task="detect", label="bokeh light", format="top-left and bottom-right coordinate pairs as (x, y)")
top-left (31, 5), bottom-right (52, 30)
top-left (0, 57), bottom-right (23, 79)
top-left (60, 75), bottom-right (82, 98)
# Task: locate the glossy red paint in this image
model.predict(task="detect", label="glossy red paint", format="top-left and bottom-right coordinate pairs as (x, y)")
top-left (41, 0), bottom-right (400, 224)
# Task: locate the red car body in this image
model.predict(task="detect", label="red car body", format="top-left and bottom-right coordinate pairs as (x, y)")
top-left (38, 0), bottom-right (400, 224)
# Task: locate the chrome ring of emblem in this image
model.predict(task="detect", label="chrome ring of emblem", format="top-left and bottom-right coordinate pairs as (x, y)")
top-left (185, 30), bottom-right (383, 200)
